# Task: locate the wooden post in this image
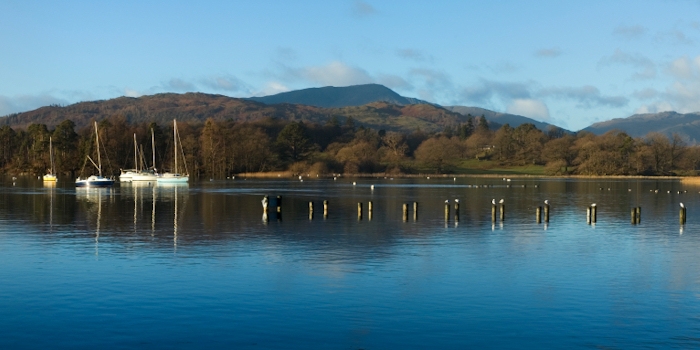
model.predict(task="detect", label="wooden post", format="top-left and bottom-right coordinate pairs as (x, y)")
top-left (309, 201), bottom-right (314, 220)
top-left (368, 201), bottom-right (373, 221)
top-left (444, 203), bottom-right (450, 221)
top-left (323, 200), bottom-right (328, 218)
top-left (536, 206), bottom-right (542, 223)
top-left (680, 207), bottom-right (687, 225)
top-left (403, 203), bottom-right (409, 222)
top-left (591, 206), bottom-right (597, 223)
top-left (636, 207), bottom-right (641, 224)
top-left (544, 204), bottom-right (550, 222)
top-left (499, 204), bottom-right (505, 222)
top-left (587, 207), bottom-right (591, 225)
top-left (413, 202), bottom-right (418, 221)
top-left (358, 202), bottom-right (363, 220)
top-left (631, 208), bottom-right (637, 224)
top-left (262, 195), bottom-right (269, 214)
top-left (492, 204), bottom-right (497, 222)
top-left (276, 195), bottom-right (282, 213)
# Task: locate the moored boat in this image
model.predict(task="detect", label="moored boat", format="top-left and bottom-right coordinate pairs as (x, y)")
top-left (157, 120), bottom-right (189, 184)
top-left (43, 137), bottom-right (57, 182)
top-left (76, 122), bottom-right (115, 188)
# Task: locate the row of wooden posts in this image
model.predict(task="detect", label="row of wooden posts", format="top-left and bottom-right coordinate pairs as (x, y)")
top-left (263, 196), bottom-right (688, 224)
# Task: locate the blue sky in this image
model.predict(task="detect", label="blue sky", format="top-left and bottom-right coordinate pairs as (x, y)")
top-left (1, 0), bottom-right (699, 130)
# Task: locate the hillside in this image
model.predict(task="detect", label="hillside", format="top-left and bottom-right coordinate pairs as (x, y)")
top-left (446, 106), bottom-right (557, 131)
top-left (583, 111), bottom-right (700, 143)
top-left (249, 84), bottom-right (428, 107)
top-left (0, 93), bottom-right (472, 133)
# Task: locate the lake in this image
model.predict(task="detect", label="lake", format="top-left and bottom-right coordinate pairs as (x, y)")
top-left (1, 176), bottom-right (700, 349)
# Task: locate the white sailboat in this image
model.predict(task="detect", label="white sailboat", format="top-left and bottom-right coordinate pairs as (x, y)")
top-left (157, 120), bottom-right (189, 183)
top-left (121, 130), bottom-right (158, 182)
top-left (131, 129), bottom-right (158, 182)
top-left (119, 133), bottom-right (139, 182)
top-left (76, 122), bottom-right (115, 187)
top-left (43, 136), bottom-right (57, 182)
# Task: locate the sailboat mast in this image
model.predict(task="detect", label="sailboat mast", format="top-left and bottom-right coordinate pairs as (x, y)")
top-left (49, 136), bottom-right (54, 175)
top-left (133, 133), bottom-right (138, 171)
top-left (95, 121), bottom-right (102, 177)
top-left (173, 120), bottom-right (178, 174)
top-left (151, 128), bottom-right (156, 170)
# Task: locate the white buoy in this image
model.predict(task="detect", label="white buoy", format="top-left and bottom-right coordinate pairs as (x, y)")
top-left (370, 185), bottom-right (374, 190)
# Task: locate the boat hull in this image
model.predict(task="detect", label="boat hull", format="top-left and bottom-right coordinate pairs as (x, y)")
top-left (157, 173), bottom-right (189, 183)
top-left (42, 174), bottom-right (57, 182)
top-left (76, 176), bottom-right (115, 187)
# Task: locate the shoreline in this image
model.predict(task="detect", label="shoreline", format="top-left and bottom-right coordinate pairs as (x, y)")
top-left (237, 172), bottom-right (693, 180)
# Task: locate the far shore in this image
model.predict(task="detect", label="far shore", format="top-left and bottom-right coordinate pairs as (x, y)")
top-left (236, 172), bottom-right (697, 181)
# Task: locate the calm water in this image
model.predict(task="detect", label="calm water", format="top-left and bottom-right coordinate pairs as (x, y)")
top-left (1, 176), bottom-right (700, 349)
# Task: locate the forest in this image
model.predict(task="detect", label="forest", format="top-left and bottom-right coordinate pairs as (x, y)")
top-left (1, 114), bottom-right (699, 179)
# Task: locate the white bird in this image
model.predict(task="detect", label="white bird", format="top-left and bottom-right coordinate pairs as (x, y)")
top-left (680, 202), bottom-right (685, 208)
top-left (591, 203), bottom-right (597, 207)
top-left (445, 199), bottom-right (450, 204)
top-left (499, 199), bottom-right (504, 204)
top-left (455, 199), bottom-right (459, 203)
top-left (491, 199), bottom-right (496, 205)
top-left (544, 199), bottom-right (549, 205)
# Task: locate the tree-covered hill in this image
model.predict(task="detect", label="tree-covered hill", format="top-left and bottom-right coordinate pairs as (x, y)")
top-left (0, 92), bottom-right (477, 134)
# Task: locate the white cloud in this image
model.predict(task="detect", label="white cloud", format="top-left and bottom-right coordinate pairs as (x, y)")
top-left (351, 0), bottom-right (376, 17)
top-left (534, 47), bottom-right (562, 58)
top-left (634, 101), bottom-right (674, 114)
top-left (655, 30), bottom-right (694, 45)
top-left (613, 25), bottom-right (647, 39)
top-left (253, 82), bottom-right (290, 97)
top-left (301, 61), bottom-right (373, 86)
top-left (633, 88), bottom-right (659, 100)
top-left (598, 49), bottom-right (657, 80)
top-left (506, 99), bottom-right (550, 121)
top-left (124, 88), bottom-right (141, 97)
top-left (396, 48), bottom-right (431, 62)
top-left (0, 93), bottom-right (69, 116)
top-left (377, 74), bottom-right (412, 90)
top-left (666, 56), bottom-right (700, 80)
top-left (201, 75), bottom-right (248, 92)
top-left (164, 78), bottom-right (195, 92)
top-left (540, 85), bottom-right (628, 108)
top-left (458, 79), bottom-right (532, 106)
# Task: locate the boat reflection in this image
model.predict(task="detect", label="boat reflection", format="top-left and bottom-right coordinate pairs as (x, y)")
top-left (76, 187), bottom-right (112, 256)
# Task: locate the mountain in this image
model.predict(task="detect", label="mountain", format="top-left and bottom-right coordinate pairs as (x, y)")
top-left (583, 111), bottom-right (700, 143)
top-left (446, 106), bottom-right (558, 131)
top-left (0, 84), bottom-right (567, 134)
top-left (0, 92), bottom-right (471, 134)
top-left (249, 84), bottom-right (428, 108)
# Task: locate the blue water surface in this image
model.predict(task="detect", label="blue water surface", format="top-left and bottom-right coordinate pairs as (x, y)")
top-left (1, 177), bottom-right (699, 349)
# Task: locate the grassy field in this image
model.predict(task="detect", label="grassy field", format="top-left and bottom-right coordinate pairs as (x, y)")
top-left (449, 159), bottom-right (546, 175)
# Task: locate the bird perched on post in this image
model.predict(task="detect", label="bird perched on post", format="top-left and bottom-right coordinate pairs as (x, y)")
top-left (499, 199), bottom-right (504, 204)
top-left (680, 202), bottom-right (685, 208)
top-left (544, 199), bottom-right (549, 205)
top-left (591, 203), bottom-right (597, 207)
top-left (491, 199), bottom-right (496, 205)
